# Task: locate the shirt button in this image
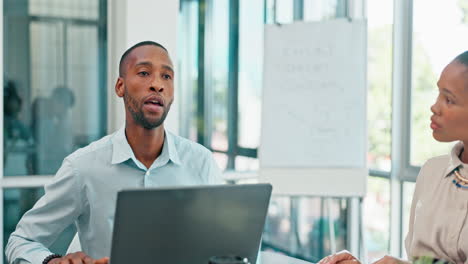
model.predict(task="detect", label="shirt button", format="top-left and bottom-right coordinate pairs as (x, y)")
top-left (145, 171), bottom-right (150, 176)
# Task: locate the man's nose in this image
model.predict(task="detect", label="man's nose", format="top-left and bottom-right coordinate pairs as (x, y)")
top-left (150, 77), bottom-right (164, 93)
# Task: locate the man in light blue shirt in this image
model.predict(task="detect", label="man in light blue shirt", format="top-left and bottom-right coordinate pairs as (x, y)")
top-left (5, 41), bottom-right (223, 264)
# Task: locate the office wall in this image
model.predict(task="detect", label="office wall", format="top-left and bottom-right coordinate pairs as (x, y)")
top-left (107, 0), bottom-right (180, 134)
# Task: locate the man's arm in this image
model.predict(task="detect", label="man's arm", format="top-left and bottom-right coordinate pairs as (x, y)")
top-left (5, 159), bottom-right (84, 264)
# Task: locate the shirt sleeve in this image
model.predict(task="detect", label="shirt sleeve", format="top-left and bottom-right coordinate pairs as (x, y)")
top-left (404, 160), bottom-right (428, 259)
top-left (5, 158), bottom-right (84, 264)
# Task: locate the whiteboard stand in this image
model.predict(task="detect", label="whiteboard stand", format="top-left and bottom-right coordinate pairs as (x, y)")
top-left (347, 197), bottom-right (367, 263)
top-left (260, 19), bottom-right (368, 197)
top-left (326, 198), bottom-right (337, 253)
top-left (259, 168), bottom-right (367, 197)
top-left (260, 19), bottom-right (368, 260)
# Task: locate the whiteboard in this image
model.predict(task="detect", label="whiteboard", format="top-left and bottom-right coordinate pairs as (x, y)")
top-left (259, 19), bottom-right (367, 197)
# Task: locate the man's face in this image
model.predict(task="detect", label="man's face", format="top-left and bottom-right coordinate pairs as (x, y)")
top-left (116, 45), bottom-right (174, 129)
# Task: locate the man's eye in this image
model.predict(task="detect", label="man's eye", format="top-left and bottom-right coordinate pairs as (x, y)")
top-left (446, 97), bottom-right (454, 104)
top-left (163, 74), bottom-right (172, 80)
top-left (138, 71), bottom-right (149, 76)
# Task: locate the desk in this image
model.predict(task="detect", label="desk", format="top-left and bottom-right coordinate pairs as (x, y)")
top-left (260, 251), bottom-right (313, 264)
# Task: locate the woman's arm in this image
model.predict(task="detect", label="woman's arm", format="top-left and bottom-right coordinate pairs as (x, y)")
top-left (318, 252), bottom-right (411, 264)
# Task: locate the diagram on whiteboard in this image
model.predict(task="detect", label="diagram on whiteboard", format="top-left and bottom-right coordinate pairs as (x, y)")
top-left (260, 19), bottom-right (367, 168)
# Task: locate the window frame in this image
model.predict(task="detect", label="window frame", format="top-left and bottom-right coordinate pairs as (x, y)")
top-left (183, 0), bottom-right (258, 170)
top-left (0, 1), bottom-right (108, 262)
top-left (0, 0), bottom-right (433, 262)
top-left (372, 0), bottom-right (416, 258)
top-left (181, 0), bottom-right (367, 260)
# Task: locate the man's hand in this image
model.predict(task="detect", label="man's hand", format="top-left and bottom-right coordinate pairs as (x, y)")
top-left (372, 255), bottom-right (411, 264)
top-left (318, 250), bottom-right (361, 264)
top-left (48, 252), bottom-right (109, 264)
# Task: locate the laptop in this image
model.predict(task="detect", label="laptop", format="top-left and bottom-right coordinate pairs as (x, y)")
top-left (109, 184), bottom-right (272, 264)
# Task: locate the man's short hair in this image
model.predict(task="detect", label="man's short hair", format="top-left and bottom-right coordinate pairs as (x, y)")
top-left (454, 50), bottom-right (468, 67)
top-left (119, 41), bottom-right (168, 77)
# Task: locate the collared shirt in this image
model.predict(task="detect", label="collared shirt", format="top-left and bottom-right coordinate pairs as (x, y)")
top-left (6, 127), bottom-right (223, 264)
top-left (405, 141), bottom-right (468, 264)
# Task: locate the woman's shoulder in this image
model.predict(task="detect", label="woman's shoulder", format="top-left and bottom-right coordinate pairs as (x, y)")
top-left (423, 154), bottom-right (450, 168)
top-left (418, 154), bottom-right (450, 180)
top-left (411, 155), bottom-right (451, 197)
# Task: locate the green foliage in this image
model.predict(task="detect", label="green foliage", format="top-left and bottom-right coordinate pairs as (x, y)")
top-left (368, 25), bottom-right (453, 168)
top-left (413, 256), bottom-right (452, 264)
top-left (459, 0), bottom-right (468, 23)
top-left (410, 37), bottom-right (453, 166)
top-left (367, 25), bottom-right (393, 167)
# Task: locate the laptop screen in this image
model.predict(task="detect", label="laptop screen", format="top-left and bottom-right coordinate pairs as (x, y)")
top-left (110, 184), bottom-right (272, 264)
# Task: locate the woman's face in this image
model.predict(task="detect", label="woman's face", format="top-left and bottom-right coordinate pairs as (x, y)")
top-left (430, 61), bottom-right (468, 142)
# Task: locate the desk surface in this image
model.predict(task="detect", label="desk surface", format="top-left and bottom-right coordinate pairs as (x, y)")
top-left (260, 251), bottom-right (313, 264)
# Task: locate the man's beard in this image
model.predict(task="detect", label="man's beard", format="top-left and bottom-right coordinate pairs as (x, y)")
top-left (123, 89), bottom-right (172, 129)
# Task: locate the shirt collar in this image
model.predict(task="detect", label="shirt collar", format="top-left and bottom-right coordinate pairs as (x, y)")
top-left (155, 130), bottom-right (182, 167)
top-left (111, 126), bottom-right (182, 166)
top-left (165, 131), bottom-right (182, 165)
top-left (111, 127), bottom-right (135, 165)
top-left (443, 141), bottom-right (464, 177)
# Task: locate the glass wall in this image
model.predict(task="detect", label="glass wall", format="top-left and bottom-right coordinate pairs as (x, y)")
top-left (262, 196), bottom-right (347, 262)
top-left (177, 0), bottom-right (199, 142)
top-left (3, 0), bottom-right (107, 177)
top-left (2, 0), bottom-right (107, 258)
top-left (364, 177), bottom-right (390, 262)
top-left (178, 0), bottom-right (351, 261)
top-left (364, 0), bottom-right (393, 261)
top-left (3, 188), bottom-right (76, 263)
top-left (409, 0), bottom-right (468, 166)
top-left (150, 0), bottom-right (468, 263)
top-left (367, 0), bottom-right (393, 173)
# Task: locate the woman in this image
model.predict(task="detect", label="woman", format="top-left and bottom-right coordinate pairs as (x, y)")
top-left (320, 51), bottom-right (468, 264)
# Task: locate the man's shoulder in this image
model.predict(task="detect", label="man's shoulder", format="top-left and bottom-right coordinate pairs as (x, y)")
top-left (65, 132), bottom-right (116, 163)
top-left (168, 132), bottom-right (212, 157)
top-left (168, 132), bottom-right (222, 184)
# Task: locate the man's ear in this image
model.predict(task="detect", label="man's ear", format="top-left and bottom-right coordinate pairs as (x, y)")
top-left (115, 77), bottom-right (125, 98)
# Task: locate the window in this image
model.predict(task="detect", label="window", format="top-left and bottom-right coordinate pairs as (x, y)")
top-left (364, 0), bottom-right (394, 261)
top-left (178, 0), bottom-right (260, 171)
top-left (178, 0), bottom-right (351, 262)
top-left (3, 188), bottom-right (76, 263)
top-left (238, 0), bottom-right (263, 151)
top-left (3, 0), bottom-right (107, 177)
top-left (179, 0), bottom-right (468, 262)
top-left (177, 0), bottom-right (199, 142)
top-left (364, 177), bottom-right (390, 262)
top-left (262, 196), bottom-right (348, 262)
top-left (209, 0), bottom-right (229, 155)
top-left (2, 0), bottom-right (107, 259)
top-left (409, 0), bottom-right (468, 166)
top-left (367, 0), bottom-right (393, 173)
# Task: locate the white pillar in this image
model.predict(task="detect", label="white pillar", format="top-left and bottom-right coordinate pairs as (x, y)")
top-left (107, 0), bottom-right (180, 134)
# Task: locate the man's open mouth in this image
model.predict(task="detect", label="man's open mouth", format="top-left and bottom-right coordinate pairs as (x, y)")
top-left (144, 100), bottom-right (163, 106)
top-left (144, 96), bottom-right (164, 107)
